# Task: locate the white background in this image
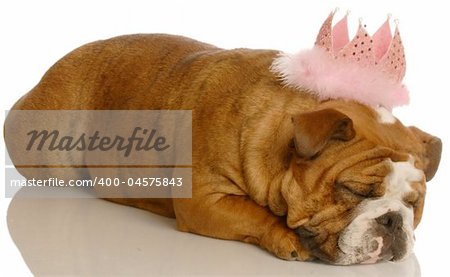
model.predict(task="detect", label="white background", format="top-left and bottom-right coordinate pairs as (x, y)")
top-left (1, 0), bottom-right (448, 275)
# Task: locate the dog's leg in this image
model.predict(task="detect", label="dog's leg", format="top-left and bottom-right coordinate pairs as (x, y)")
top-left (173, 194), bottom-right (311, 261)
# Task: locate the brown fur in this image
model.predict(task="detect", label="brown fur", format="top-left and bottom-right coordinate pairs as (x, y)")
top-left (5, 34), bottom-right (441, 262)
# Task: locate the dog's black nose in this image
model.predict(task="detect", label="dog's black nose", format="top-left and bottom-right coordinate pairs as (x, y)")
top-left (375, 211), bottom-right (403, 231)
top-left (375, 211), bottom-right (409, 261)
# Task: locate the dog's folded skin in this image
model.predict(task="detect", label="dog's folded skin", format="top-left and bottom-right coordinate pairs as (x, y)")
top-left (5, 34), bottom-right (441, 264)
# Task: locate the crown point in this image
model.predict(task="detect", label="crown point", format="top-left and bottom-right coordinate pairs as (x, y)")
top-left (333, 7), bottom-right (339, 15)
top-left (387, 13), bottom-right (392, 20)
top-left (346, 10), bottom-right (351, 16)
top-left (394, 18), bottom-right (400, 26)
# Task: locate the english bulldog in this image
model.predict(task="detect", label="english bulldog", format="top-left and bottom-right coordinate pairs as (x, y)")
top-left (5, 34), bottom-right (442, 265)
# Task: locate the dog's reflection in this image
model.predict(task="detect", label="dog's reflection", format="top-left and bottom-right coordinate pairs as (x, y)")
top-left (8, 187), bottom-right (420, 276)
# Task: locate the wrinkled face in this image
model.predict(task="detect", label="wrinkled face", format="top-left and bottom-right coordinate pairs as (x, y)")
top-left (285, 101), bottom-right (441, 265)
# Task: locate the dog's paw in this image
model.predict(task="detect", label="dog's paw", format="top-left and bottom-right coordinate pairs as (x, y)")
top-left (261, 223), bottom-right (311, 261)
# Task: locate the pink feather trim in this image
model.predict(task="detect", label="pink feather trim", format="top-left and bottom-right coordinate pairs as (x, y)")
top-left (270, 47), bottom-right (409, 109)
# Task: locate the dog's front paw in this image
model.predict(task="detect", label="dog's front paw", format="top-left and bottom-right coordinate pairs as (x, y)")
top-left (261, 223), bottom-right (311, 261)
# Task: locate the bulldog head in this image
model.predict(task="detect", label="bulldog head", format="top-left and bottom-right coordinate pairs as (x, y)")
top-left (284, 100), bottom-right (441, 265)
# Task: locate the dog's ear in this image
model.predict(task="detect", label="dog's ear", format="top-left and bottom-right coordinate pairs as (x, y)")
top-left (409, 126), bottom-right (442, 181)
top-left (291, 109), bottom-right (355, 159)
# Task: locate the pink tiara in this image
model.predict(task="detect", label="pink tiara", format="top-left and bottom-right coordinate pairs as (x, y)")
top-left (271, 11), bottom-right (409, 109)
